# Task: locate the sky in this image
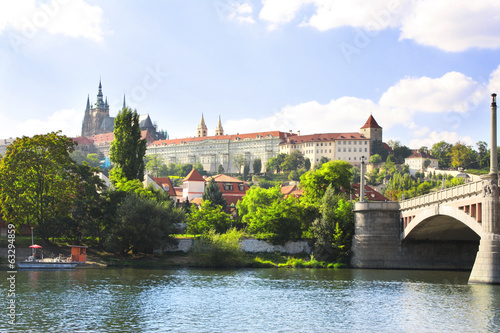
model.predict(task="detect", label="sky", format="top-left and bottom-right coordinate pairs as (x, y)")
top-left (1, 0), bottom-right (500, 149)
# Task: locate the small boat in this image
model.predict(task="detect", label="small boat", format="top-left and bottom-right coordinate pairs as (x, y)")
top-left (17, 244), bottom-right (77, 269)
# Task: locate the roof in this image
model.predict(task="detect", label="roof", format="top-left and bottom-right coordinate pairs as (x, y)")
top-left (183, 169), bottom-right (205, 182)
top-left (281, 185), bottom-right (303, 198)
top-left (150, 131), bottom-right (292, 146)
top-left (92, 130), bottom-right (154, 144)
top-left (406, 151), bottom-right (438, 160)
top-left (205, 174), bottom-right (244, 183)
top-left (351, 184), bottom-right (390, 201)
top-left (139, 114), bottom-right (154, 129)
top-left (361, 115), bottom-right (382, 129)
top-left (281, 132), bottom-right (368, 145)
top-left (72, 136), bottom-right (93, 145)
top-left (151, 177), bottom-right (177, 196)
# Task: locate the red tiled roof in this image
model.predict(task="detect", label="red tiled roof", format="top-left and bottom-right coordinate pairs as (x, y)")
top-left (351, 184), bottom-right (390, 201)
top-left (151, 177), bottom-right (177, 196)
top-left (92, 130), bottom-right (154, 144)
top-left (407, 151), bottom-right (438, 159)
top-left (360, 115), bottom-right (382, 129)
top-left (206, 174), bottom-right (244, 183)
top-left (183, 169), bottom-right (205, 182)
top-left (72, 136), bottom-right (93, 145)
top-left (150, 131), bottom-right (292, 146)
top-left (281, 185), bottom-right (297, 195)
top-left (281, 132), bottom-right (368, 144)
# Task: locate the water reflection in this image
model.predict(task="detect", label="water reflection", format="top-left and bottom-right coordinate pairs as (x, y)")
top-left (1, 268), bottom-right (499, 332)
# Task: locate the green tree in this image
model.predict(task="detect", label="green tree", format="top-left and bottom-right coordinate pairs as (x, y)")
top-left (70, 150), bottom-right (86, 164)
top-left (218, 164), bottom-right (225, 174)
top-left (237, 186), bottom-right (283, 222)
top-left (371, 140), bottom-right (388, 160)
top-left (304, 158), bottom-right (311, 171)
top-left (233, 155), bottom-right (246, 174)
top-left (281, 150), bottom-right (305, 172)
top-left (0, 132), bottom-right (77, 239)
top-left (311, 186), bottom-right (354, 263)
top-left (369, 154), bottom-right (382, 164)
top-left (300, 160), bottom-right (352, 204)
top-left (253, 158), bottom-right (262, 174)
top-left (431, 141), bottom-right (452, 169)
top-left (476, 141), bottom-right (488, 169)
top-left (187, 200), bottom-right (232, 235)
top-left (85, 153), bottom-right (101, 168)
top-left (265, 153), bottom-right (286, 173)
top-left (288, 170), bottom-right (300, 181)
top-left (109, 107), bottom-right (147, 183)
top-left (145, 155), bottom-right (168, 177)
top-left (203, 178), bottom-right (227, 210)
top-left (450, 142), bottom-right (476, 169)
top-left (314, 156), bottom-right (330, 169)
top-left (194, 161), bottom-right (207, 176)
top-left (423, 158), bottom-right (431, 170)
top-left (243, 163), bottom-right (250, 181)
top-left (105, 192), bottom-right (184, 254)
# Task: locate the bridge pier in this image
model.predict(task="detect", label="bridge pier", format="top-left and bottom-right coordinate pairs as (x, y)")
top-left (469, 94), bottom-right (500, 284)
top-left (351, 201), bottom-right (402, 268)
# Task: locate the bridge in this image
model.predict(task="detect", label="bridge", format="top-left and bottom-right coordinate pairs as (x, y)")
top-left (351, 94), bottom-right (500, 284)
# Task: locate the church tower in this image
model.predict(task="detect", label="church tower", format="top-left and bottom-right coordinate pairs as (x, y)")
top-left (215, 115), bottom-right (224, 136)
top-left (81, 80), bottom-right (111, 137)
top-left (197, 114), bottom-right (208, 137)
top-left (360, 114), bottom-right (382, 143)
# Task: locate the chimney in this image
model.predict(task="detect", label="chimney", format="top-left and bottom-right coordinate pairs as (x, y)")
top-left (298, 130), bottom-right (301, 136)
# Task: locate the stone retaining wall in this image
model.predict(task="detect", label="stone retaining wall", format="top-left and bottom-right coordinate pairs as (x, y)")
top-left (156, 239), bottom-right (311, 255)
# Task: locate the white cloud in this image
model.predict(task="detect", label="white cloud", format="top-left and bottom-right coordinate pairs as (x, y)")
top-left (225, 96), bottom-right (409, 136)
top-left (488, 65), bottom-right (500, 94)
top-left (0, 0), bottom-right (104, 42)
top-left (215, 1), bottom-right (255, 25)
top-left (379, 72), bottom-right (482, 113)
top-left (0, 109), bottom-right (82, 139)
top-left (409, 129), bottom-right (473, 148)
top-left (258, 0), bottom-right (500, 52)
top-left (400, 0), bottom-right (500, 52)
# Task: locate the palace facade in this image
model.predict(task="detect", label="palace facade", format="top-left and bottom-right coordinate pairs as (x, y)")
top-left (146, 114), bottom-right (384, 172)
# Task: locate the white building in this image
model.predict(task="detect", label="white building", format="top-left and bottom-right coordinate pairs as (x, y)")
top-left (405, 151), bottom-right (439, 176)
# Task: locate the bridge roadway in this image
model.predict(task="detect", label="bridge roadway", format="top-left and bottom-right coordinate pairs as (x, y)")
top-left (400, 180), bottom-right (485, 241)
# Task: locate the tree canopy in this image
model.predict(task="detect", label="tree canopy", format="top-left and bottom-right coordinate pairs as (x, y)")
top-left (203, 178), bottom-right (227, 211)
top-left (110, 107), bottom-right (147, 183)
top-left (300, 160), bottom-right (352, 204)
top-left (0, 132), bottom-right (77, 238)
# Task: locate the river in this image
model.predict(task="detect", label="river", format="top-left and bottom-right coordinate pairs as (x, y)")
top-left (2, 268), bottom-right (500, 332)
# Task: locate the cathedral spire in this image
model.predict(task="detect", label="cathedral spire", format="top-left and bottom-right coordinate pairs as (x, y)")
top-left (197, 114), bottom-right (207, 137)
top-left (123, 94), bottom-right (126, 110)
top-left (96, 79), bottom-right (104, 108)
top-left (85, 95), bottom-right (90, 111)
top-left (215, 115), bottom-right (224, 136)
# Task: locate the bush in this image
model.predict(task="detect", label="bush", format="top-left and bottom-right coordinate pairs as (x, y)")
top-left (190, 228), bottom-right (246, 267)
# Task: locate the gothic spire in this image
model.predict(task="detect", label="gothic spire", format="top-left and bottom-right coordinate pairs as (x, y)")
top-left (215, 115), bottom-right (224, 136)
top-left (122, 94), bottom-right (126, 109)
top-left (96, 79), bottom-right (104, 108)
top-left (85, 95), bottom-right (90, 111)
top-left (197, 114), bottom-right (208, 137)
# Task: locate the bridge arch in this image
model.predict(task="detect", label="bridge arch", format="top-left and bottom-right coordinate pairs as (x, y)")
top-left (402, 205), bottom-right (483, 241)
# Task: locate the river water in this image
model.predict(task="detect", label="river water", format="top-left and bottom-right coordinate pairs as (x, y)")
top-left (2, 268), bottom-right (500, 332)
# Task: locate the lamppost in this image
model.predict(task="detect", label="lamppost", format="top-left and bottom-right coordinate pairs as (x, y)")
top-left (360, 156), bottom-right (365, 202)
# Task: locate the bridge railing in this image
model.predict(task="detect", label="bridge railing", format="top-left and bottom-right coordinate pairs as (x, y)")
top-left (400, 180), bottom-right (483, 210)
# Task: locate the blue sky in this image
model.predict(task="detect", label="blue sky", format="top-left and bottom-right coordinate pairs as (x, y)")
top-left (1, 0), bottom-right (500, 149)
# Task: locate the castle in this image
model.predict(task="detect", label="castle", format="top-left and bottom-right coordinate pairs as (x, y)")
top-left (81, 80), bottom-right (167, 141)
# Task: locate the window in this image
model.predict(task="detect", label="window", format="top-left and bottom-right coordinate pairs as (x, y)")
top-left (348, 141), bottom-right (351, 145)
top-left (338, 148), bottom-right (341, 152)
top-left (365, 141), bottom-right (367, 145)
top-left (354, 148), bottom-right (357, 152)
top-left (223, 183), bottom-right (234, 191)
top-left (354, 157), bottom-right (356, 160)
top-left (329, 143), bottom-right (332, 146)
top-left (343, 148), bottom-right (346, 152)
top-left (348, 148), bottom-right (351, 152)
top-left (238, 184), bottom-right (245, 191)
top-left (329, 149), bottom-right (331, 153)
top-left (354, 141), bottom-right (357, 145)
top-left (365, 148), bottom-right (367, 152)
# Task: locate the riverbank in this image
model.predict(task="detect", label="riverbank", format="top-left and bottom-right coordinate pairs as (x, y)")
top-left (0, 243), bottom-right (340, 269)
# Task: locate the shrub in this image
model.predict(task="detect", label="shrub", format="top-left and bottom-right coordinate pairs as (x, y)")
top-left (190, 228), bottom-right (245, 268)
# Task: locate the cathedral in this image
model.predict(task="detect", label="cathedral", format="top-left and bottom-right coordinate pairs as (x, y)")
top-left (81, 80), bottom-right (168, 140)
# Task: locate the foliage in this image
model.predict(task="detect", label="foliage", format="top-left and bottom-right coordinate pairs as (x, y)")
top-left (105, 192), bottom-right (184, 255)
top-left (431, 141), bottom-right (452, 169)
top-left (0, 132), bottom-right (77, 239)
top-left (187, 200), bottom-right (232, 235)
top-left (311, 187), bottom-right (354, 263)
top-left (314, 156), bottom-right (330, 169)
top-left (218, 164), bottom-right (225, 174)
top-left (265, 153), bottom-right (286, 173)
top-left (233, 154), bottom-right (246, 174)
top-left (253, 158), bottom-right (262, 174)
top-left (110, 107), bottom-right (147, 182)
top-left (288, 170), bottom-right (301, 181)
top-left (281, 150), bottom-right (304, 172)
top-left (190, 228), bottom-right (245, 267)
top-left (202, 178), bottom-right (227, 210)
top-left (369, 154), bottom-right (382, 164)
top-left (450, 142), bottom-right (477, 169)
top-left (304, 158), bottom-right (311, 171)
top-left (371, 140), bottom-right (388, 160)
top-left (145, 154), bottom-right (169, 177)
top-left (300, 160), bottom-right (352, 205)
top-left (243, 163), bottom-right (250, 181)
top-left (237, 186), bottom-right (305, 244)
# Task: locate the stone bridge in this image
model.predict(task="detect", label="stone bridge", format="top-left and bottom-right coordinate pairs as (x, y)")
top-left (400, 180), bottom-right (484, 241)
top-left (351, 93), bottom-right (500, 284)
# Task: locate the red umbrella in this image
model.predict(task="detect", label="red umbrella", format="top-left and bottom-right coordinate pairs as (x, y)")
top-left (29, 244), bottom-right (42, 249)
